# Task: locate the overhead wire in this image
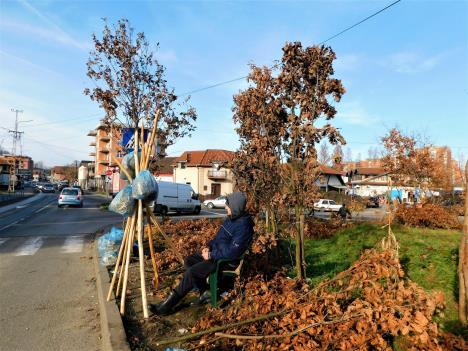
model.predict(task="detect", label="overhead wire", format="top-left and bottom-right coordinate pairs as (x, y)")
top-left (178, 0), bottom-right (403, 98)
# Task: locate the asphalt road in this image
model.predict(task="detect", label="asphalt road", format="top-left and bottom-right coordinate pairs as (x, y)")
top-left (0, 192), bottom-right (121, 351)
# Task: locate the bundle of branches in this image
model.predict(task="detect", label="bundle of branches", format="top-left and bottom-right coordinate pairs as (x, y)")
top-left (395, 204), bottom-right (461, 230)
top-left (178, 249), bottom-right (465, 350)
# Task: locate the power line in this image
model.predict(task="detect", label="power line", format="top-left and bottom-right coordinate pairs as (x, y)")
top-left (178, 0), bottom-right (402, 98)
top-left (317, 0), bottom-right (402, 45)
top-left (23, 113), bottom-right (102, 128)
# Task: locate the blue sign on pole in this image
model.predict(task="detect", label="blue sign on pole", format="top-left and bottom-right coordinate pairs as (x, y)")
top-left (120, 128), bottom-right (149, 152)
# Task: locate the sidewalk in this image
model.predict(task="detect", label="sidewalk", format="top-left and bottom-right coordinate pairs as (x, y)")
top-left (0, 191), bottom-right (41, 215)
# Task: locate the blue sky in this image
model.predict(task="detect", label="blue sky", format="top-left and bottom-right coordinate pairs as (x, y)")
top-left (0, 0), bottom-right (466, 167)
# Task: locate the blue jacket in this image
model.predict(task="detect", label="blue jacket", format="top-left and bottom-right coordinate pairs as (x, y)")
top-left (209, 215), bottom-right (254, 261)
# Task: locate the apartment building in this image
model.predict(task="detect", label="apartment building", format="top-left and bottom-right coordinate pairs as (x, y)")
top-left (87, 123), bottom-right (123, 190)
top-left (173, 150), bottom-right (235, 199)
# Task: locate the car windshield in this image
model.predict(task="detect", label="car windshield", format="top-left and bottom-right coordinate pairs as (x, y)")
top-left (329, 200), bottom-right (336, 205)
top-left (62, 189), bottom-right (78, 196)
top-left (45, 183), bottom-right (53, 187)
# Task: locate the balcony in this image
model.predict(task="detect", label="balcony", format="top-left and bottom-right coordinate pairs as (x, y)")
top-left (99, 147), bottom-right (110, 153)
top-left (99, 135), bottom-right (110, 141)
top-left (87, 130), bottom-right (97, 136)
top-left (89, 141), bottom-right (96, 146)
top-left (207, 170), bottom-right (227, 180)
top-left (89, 152), bottom-right (96, 156)
top-left (99, 160), bottom-right (109, 165)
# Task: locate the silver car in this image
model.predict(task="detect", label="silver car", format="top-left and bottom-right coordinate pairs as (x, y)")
top-left (58, 187), bottom-right (83, 208)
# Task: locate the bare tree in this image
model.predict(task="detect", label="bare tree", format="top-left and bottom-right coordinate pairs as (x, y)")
top-left (318, 143), bottom-right (331, 165)
top-left (332, 144), bottom-right (344, 165)
top-left (345, 147), bottom-right (353, 163)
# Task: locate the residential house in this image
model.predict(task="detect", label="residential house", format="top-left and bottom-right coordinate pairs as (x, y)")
top-left (173, 150), bottom-right (235, 199)
top-left (316, 165), bottom-right (346, 192)
top-left (32, 168), bottom-right (46, 182)
top-left (51, 166), bottom-right (72, 182)
top-left (2, 155), bottom-right (33, 180)
top-left (345, 167), bottom-right (391, 197)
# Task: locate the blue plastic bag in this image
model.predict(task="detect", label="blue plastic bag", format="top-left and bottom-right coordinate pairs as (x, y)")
top-left (108, 185), bottom-right (135, 216)
top-left (98, 227), bottom-right (124, 265)
top-left (132, 170), bottom-right (158, 200)
top-left (120, 151), bottom-right (142, 180)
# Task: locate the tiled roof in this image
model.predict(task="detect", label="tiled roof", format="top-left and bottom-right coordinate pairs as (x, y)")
top-left (354, 167), bottom-right (387, 175)
top-left (175, 150), bottom-right (235, 167)
top-left (319, 165), bottom-right (343, 175)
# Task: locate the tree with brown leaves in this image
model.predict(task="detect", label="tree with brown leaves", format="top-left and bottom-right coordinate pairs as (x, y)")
top-left (84, 18), bottom-right (196, 151)
top-left (233, 42), bottom-right (346, 279)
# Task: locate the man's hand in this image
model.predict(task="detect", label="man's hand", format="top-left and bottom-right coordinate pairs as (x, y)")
top-left (202, 247), bottom-right (210, 260)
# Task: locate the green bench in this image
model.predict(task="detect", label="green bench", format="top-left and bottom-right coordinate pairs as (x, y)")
top-left (209, 255), bottom-right (245, 307)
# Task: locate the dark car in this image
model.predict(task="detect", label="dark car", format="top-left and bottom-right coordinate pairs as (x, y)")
top-left (41, 183), bottom-right (55, 193)
top-left (366, 196), bottom-right (379, 208)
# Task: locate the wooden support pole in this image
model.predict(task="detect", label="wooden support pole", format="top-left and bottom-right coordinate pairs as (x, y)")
top-left (106, 217), bottom-right (131, 301)
top-left (137, 200), bottom-right (149, 318)
top-left (146, 211), bottom-right (159, 288)
top-left (120, 213), bottom-right (136, 314)
top-left (111, 154), bottom-right (133, 182)
top-left (116, 215), bottom-right (135, 298)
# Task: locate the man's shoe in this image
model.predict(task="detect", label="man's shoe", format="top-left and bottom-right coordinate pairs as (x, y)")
top-left (191, 290), bottom-right (211, 306)
top-left (149, 290), bottom-right (181, 315)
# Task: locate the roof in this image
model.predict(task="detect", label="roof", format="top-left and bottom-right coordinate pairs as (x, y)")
top-left (175, 150), bottom-right (235, 167)
top-left (351, 167), bottom-right (387, 176)
top-left (319, 165), bottom-right (343, 175)
top-left (155, 157), bottom-right (177, 173)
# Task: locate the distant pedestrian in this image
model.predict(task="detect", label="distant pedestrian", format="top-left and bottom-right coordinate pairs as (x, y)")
top-left (338, 203), bottom-right (351, 222)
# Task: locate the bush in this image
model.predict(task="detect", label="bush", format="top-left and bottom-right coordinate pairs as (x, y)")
top-left (395, 204), bottom-right (461, 229)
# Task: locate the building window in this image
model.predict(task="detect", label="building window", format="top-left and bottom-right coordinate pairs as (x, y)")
top-left (203, 185), bottom-right (207, 191)
top-left (180, 162), bottom-right (186, 169)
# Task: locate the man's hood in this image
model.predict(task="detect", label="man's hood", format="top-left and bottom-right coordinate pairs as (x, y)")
top-left (226, 192), bottom-right (247, 220)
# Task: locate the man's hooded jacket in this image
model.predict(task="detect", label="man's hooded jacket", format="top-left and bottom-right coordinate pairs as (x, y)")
top-left (208, 192), bottom-right (254, 261)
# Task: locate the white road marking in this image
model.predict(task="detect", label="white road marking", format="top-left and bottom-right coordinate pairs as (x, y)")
top-left (35, 203), bottom-right (51, 214)
top-left (16, 205), bottom-right (26, 209)
top-left (0, 220), bottom-right (19, 232)
top-left (14, 237), bottom-right (44, 256)
top-left (62, 236), bottom-right (84, 253)
top-left (0, 238), bottom-right (9, 246)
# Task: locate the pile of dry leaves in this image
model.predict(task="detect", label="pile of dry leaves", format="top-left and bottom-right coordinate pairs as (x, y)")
top-left (188, 249), bottom-right (465, 350)
top-left (394, 204), bottom-right (461, 230)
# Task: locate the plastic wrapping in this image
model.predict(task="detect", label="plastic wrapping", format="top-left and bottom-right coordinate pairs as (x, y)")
top-left (132, 170), bottom-right (158, 200)
top-left (120, 151), bottom-right (141, 180)
top-left (97, 227), bottom-right (124, 266)
top-left (108, 185), bottom-right (135, 216)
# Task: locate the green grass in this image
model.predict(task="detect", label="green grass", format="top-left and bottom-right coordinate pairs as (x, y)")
top-left (297, 223), bottom-right (465, 337)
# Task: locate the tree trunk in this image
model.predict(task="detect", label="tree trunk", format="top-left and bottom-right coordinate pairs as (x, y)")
top-left (459, 160), bottom-right (468, 324)
top-left (265, 207), bottom-right (271, 232)
top-left (271, 209), bottom-right (278, 237)
top-left (295, 206), bottom-right (306, 279)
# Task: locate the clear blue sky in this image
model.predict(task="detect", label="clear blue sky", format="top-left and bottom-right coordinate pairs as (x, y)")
top-left (0, 0), bottom-right (466, 167)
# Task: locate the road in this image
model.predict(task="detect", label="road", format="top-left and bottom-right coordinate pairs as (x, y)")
top-left (0, 192), bottom-right (121, 351)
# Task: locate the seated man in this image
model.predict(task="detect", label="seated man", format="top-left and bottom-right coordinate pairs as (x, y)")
top-left (150, 192), bottom-right (254, 315)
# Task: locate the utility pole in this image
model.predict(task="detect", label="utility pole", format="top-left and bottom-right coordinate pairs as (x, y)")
top-left (10, 109), bottom-right (24, 156)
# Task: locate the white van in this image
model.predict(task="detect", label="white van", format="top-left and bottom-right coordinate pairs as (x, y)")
top-left (153, 181), bottom-right (201, 215)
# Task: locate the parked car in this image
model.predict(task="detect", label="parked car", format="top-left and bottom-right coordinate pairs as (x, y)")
top-left (366, 196), bottom-right (380, 208)
top-left (41, 183), bottom-right (55, 193)
top-left (203, 196), bottom-right (227, 209)
top-left (313, 199), bottom-right (342, 212)
top-left (58, 187), bottom-right (83, 208)
top-left (151, 181), bottom-right (201, 215)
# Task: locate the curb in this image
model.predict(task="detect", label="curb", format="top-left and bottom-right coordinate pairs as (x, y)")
top-left (93, 233), bottom-right (131, 351)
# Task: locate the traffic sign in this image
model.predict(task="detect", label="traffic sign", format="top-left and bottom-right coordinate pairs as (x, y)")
top-left (105, 175), bottom-right (112, 183)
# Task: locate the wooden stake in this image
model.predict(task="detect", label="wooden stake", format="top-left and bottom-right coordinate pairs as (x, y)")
top-left (106, 218), bottom-right (131, 301)
top-left (111, 154), bottom-right (133, 182)
top-left (116, 215), bottom-right (135, 298)
top-left (146, 211), bottom-right (159, 288)
top-left (120, 213), bottom-right (137, 315)
top-left (137, 200), bottom-right (149, 318)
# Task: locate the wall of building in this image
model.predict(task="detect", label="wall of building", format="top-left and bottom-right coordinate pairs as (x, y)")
top-left (174, 166), bottom-right (234, 197)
